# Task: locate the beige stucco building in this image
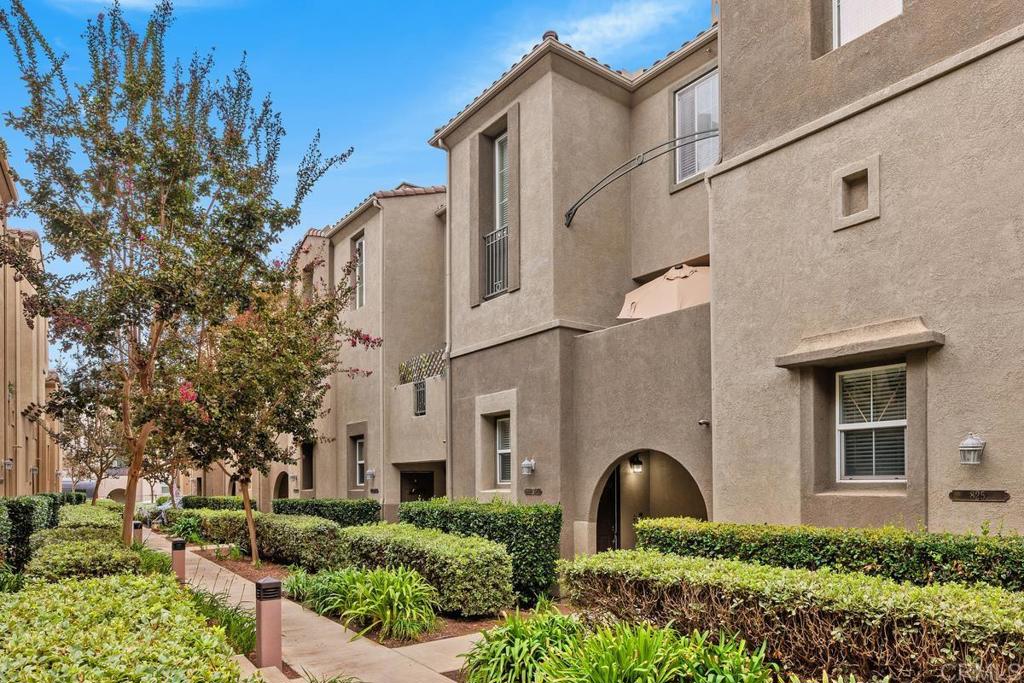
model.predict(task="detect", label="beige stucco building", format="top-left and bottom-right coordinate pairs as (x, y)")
top-left (202, 1), bottom-right (1024, 553)
top-left (1, 153), bottom-right (62, 497)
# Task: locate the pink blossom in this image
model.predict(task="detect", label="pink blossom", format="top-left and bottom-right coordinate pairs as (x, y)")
top-left (178, 382), bottom-right (197, 403)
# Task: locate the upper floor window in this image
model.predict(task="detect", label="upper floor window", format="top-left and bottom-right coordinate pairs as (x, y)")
top-left (354, 436), bottom-right (366, 487)
top-left (495, 416), bottom-right (512, 486)
top-left (833, 0), bottom-right (902, 47)
top-left (836, 364), bottom-right (906, 481)
top-left (353, 234), bottom-right (366, 308)
top-left (674, 70), bottom-right (720, 184)
top-left (413, 379), bottom-right (426, 416)
top-left (484, 134), bottom-right (510, 298)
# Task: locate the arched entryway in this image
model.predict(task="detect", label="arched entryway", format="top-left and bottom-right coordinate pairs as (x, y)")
top-left (273, 472), bottom-right (289, 500)
top-left (594, 450), bottom-right (707, 551)
top-left (107, 488), bottom-right (127, 503)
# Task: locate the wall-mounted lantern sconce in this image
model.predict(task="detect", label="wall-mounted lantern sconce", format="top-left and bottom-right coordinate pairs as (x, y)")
top-left (3, 459), bottom-right (13, 471)
top-left (697, 419), bottom-right (711, 427)
top-left (629, 453), bottom-right (644, 474)
top-left (29, 466), bottom-right (38, 476)
top-left (365, 468), bottom-right (376, 483)
top-left (959, 433), bottom-right (986, 465)
top-left (520, 458), bottom-right (536, 477)
top-left (289, 474), bottom-right (298, 483)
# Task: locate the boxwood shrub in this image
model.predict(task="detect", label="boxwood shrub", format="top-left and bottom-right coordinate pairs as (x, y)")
top-left (0, 574), bottom-right (242, 681)
top-left (30, 526), bottom-right (119, 551)
top-left (181, 495), bottom-right (244, 510)
top-left (399, 498), bottom-right (562, 599)
top-left (60, 491), bottom-right (87, 505)
top-left (58, 502), bottom-right (122, 530)
top-left (559, 549), bottom-right (1024, 681)
top-left (4, 496), bottom-right (53, 570)
top-left (636, 516), bottom-right (1024, 590)
top-left (24, 540), bottom-right (142, 583)
top-left (337, 522), bottom-right (514, 617)
top-left (35, 493), bottom-right (63, 528)
top-left (273, 497), bottom-right (380, 527)
top-left (165, 508), bottom-right (250, 545)
top-left (0, 503), bottom-right (10, 565)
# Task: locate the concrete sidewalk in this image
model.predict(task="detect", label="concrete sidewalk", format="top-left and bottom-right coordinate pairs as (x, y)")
top-left (146, 530), bottom-right (477, 682)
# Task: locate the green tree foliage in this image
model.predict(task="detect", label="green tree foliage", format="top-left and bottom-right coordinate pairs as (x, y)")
top-left (0, 0), bottom-right (351, 544)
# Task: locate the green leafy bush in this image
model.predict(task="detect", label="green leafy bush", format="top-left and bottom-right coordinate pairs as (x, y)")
top-left (23, 540), bottom-right (141, 582)
top-left (134, 543), bottom-right (173, 575)
top-left (188, 588), bottom-right (256, 655)
top-left (0, 574), bottom-right (241, 681)
top-left (636, 516), bottom-right (1024, 591)
top-left (156, 495), bottom-right (171, 505)
top-left (93, 499), bottom-right (124, 512)
top-left (462, 605), bottom-right (585, 683)
top-left (58, 502), bottom-right (122, 529)
top-left (60, 491), bottom-right (87, 505)
top-left (273, 497), bottom-right (380, 527)
top-left (399, 498), bottom-right (562, 600)
top-left (166, 508), bottom-right (250, 545)
top-left (538, 623), bottom-right (774, 683)
top-left (559, 549), bottom-right (1024, 682)
top-left (0, 565), bottom-right (22, 594)
top-left (0, 503), bottom-right (10, 565)
top-left (4, 496), bottom-right (53, 570)
top-left (35, 493), bottom-right (63, 528)
top-left (337, 522), bottom-right (514, 617)
top-left (30, 525), bottom-right (119, 551)
top-left (182, 495), bottom-right (245, 510)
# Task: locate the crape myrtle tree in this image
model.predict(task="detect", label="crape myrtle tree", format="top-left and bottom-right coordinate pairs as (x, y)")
top-left (141, 429), bottom-right (192, 507)
top-left (165, 254), bottom-right (381, 564)
top-left (53, 398), bottom-right (125, 505)
top-left (0, 0), bottom-right (350, 544)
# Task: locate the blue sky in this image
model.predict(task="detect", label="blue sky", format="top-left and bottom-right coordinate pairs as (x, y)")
top-left (1, 0), bottom-right (711, 273)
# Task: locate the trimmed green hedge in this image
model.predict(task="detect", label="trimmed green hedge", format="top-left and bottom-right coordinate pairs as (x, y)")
top-left (30, 526), bottom-right (119, 551)
top-left (35, 493), bottom-right (63, 528)
top-left (399, 498), bottom-right (562, 599)
top-left (0, 503), bottom-right (10, 566)
top-left (0, 574), bottom-right (242, 681)
top-left (58, 502), bottom-right (122, 529)
top-left (181, 495), bottom-right (244, 510)
top-left (4, 496), bottom-right (54, 570)
top-left (337, 522), bottom-right (514, 617)
top-left (24, 540), bottom-right (142, 582)
top-left (636, 516), bottom-right (1024, 591)
top-left (60, 491), bottom-right (87, 505)
top-left (560, 549), bottom-right (1024, 681)
top-left (273, 497), bottom-right (380, 527)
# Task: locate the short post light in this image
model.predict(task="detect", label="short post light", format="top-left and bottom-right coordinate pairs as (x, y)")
top-left (132, 520), bottom-right (143, 545)
top-left (959, 433), bottom-right (986, 465)
top-left (520, 458), bottom-right (536, 477)
top-left (171, 537), bottom-right (186, 583)
top-left (255, 577), bottom-right (283, 671)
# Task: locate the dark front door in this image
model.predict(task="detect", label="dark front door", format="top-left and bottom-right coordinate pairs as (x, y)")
top-left (596, 467), bottom-right (620, 552)
top-left (400, 472), bottom-right (434, 502)
top-left (273, 472), bottom-right (289, 500)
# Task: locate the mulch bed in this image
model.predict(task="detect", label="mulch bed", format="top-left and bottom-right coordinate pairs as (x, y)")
top-left (194, 549), bottom-right (291, 583)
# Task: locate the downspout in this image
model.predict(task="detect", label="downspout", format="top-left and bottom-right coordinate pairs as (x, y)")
top-left (373, 198), bottom-right (386, 508)
top-left (439, 138), bottom-right (454, 498)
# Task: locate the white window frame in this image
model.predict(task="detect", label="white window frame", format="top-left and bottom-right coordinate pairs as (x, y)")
top-left (495, 416), bottom-right (512, 487)
top-left (354, 235), bottom-right (365, 309)
top-left (832, 0), bottom-right (903, 49)
top-left (835, 363), bottom-right (907, 482)
top-left (354, 437), bottom-right (366, 487)
top-left (673, 69), bottom-right (720, 184)
top-left (495, 133), bottom-right (509, 233)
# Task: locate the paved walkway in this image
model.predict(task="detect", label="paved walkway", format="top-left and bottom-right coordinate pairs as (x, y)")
top-left (145, 530), bottom-right (479, 682)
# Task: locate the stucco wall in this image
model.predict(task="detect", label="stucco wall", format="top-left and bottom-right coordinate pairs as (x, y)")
top-left (709, 37), bottom-right (1024, 532)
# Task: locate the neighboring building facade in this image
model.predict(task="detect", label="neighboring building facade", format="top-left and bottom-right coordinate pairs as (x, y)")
top-left (202, 1), bottom-right (1024, 551)
top-left (1, 153), bottom-right (62, 496)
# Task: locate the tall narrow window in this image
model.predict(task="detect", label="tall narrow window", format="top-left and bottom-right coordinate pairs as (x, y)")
top-left (484, 134), bottom-right (509, 298)
top-left (354, 235), bottom-right (365, 308)
top-left (837, 364), bottom-right (906, 480)
top-left (354, 437), bottom-right (366, 487)
top-left (674, 70), bottom-right (719, 183)
top-left (495, 416), bottom-right (512, 486)
top-left (300, 442), bottom-right (315, 490)
top-left (833, 0), bottom-right (902, 47)
top-left (413, 380), bottom-right (426, 416)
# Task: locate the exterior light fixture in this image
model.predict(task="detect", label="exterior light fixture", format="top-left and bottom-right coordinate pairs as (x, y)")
top-left (629, 453), bottom-right (644, 474)
top-left (289, 474), bottom-right (298, 483)
top-left (959, 433), bottom-right (986, 465)
top-left (520, 458), bottom-right (536, 477)
top-left (3, 459), bottom-right (12, 471)
top-left (365, 468), bottom-right (376, 482)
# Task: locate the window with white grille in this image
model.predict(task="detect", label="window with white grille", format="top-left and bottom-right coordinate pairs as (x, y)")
top-left (833, 0), bottom-right (902, 47)
top-left (495, 416), bottom-right (512, 486)
top-left (836, 364), bottom-right (906, 480)
top-left (413, 380), bottom-right (426, 416)
top-left (354, 437), bottom-right (366, 486)
top-left (484, 134), bottom-right (509, 298)
top-left (674, 70), bottom-right (719, 184)
top-left (354, 235), bottom-right (365, 308)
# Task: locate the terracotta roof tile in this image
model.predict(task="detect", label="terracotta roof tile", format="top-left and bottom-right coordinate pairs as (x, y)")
top-left (320, 183), bottom-right (447, 237)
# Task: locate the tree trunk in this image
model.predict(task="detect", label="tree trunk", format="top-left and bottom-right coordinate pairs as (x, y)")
top-left (240, 478), bottom-right (260, 565)
top-left (121, 442), bottom-right (146, 545)
top-left (91, 477), bottom-right (101, 505)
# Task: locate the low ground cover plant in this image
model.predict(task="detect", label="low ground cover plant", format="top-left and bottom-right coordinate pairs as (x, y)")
top-left (23, 540), bottom-right (142, 582)
top-left (189, 588), bottom-right (256, 655)
top-left (0, 565), bottom-right (22, 594)
top-left (560, 549), bottom-right (1024, 682)
top-left (637, 516), bottom-right (1024, 590)
top-left (338, 522), bottom-right (514, 617)
top-left (0, 574), bottom-right (242, 681)
top-left (29, 525), bottom-right (118, 551)
top-left (182, 495), bottom-right (245, 510)
top-left (286, 565), bottom-right (439, 641)
top-left (462, 603), bottom-right (585, 683)
top-left (399, 498), bottom-right (562, 601)
top-left (274, 497), bottom-right (381, 527)
top-left (58, 502), bottom-right (122, 529)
